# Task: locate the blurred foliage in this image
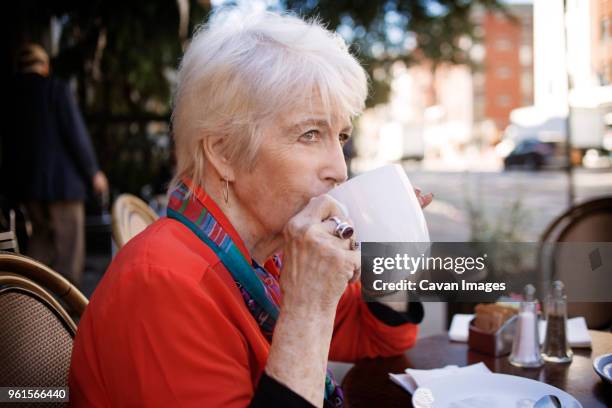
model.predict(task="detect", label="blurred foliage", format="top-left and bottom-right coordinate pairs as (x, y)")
top-left (8, 0), bottom-right (508, 196)
top-left (10, 0), bottom-right (212, 196)
top-left (52, 1), bottom-right (211, 116)
top-left (284, 0), bottom-right (509, 106)
top-left (465, 189), bottom-right (533, 276)
top-left (465, 190), bottom-right (531, 243)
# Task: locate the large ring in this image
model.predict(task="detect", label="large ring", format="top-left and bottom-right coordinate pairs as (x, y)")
top-left (328, 216), bottom-right (354, 240)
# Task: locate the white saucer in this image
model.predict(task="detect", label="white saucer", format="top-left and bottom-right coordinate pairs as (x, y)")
top-left (412, 372), bottom-right (582, 408)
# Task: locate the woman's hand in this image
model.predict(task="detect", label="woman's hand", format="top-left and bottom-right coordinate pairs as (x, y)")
top-left (415, 188), bottom-right (433, 209)
top-left (92, 171), bottom-right (109, 195)
top-left (265, 195), bottom-right (359, 407)
top-left (280, 194), bottom-right (361, 314)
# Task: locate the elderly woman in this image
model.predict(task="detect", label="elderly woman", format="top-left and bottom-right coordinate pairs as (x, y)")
top-left (69, 10), bottom-right (430, 408)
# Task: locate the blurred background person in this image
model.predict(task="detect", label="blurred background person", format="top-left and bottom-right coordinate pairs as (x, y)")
top-left (1, 44), bottom-right (109, 287)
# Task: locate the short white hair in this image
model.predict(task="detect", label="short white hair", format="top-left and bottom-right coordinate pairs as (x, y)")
top-left (170, 8), bottom-right (368, 192)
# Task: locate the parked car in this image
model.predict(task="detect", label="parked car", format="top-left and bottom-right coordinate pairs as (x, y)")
top-left (503, 138), bottom-right (568, 170)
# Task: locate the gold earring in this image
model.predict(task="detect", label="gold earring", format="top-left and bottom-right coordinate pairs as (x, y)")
top-left (222, 178), bottom-right (229, 205)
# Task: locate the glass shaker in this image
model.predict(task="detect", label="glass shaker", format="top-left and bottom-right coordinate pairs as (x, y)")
top-left (509, 284), bottom-right (544, 368)
top-left (542, 280), bottom-right (573, 363)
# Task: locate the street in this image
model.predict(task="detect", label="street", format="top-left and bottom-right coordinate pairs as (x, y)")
top-left (405, 168), bottom-right (612, 242)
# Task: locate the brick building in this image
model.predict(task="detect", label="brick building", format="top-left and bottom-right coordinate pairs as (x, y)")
top-left (473, 4), bottom-right (534, 132)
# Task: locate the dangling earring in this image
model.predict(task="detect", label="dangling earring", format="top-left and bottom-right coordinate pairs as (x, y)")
top-left (222, 178), bottom-right (229, 205)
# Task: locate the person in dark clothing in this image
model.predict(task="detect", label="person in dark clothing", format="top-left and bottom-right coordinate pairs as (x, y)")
top-left (1, 44), bottom-right (108, 287)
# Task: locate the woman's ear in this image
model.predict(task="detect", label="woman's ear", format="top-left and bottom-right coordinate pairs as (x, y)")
top-left (201, 134), bottom-right (236, 181)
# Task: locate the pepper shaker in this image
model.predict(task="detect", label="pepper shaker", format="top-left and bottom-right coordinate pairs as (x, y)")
top-left (542, 280), bottom-right (573, 363)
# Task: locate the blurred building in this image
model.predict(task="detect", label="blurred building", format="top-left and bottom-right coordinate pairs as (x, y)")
top-left (592, 0), bottom-right (612, 85)
top-left (472, 3), bottom-right (534, 133)
top-left (355, 4), bottom-right (538, 171)
top-left (533, 0), bottom-right (568, 116)
top-left (506, 0), bottom-right (612, 154)
top-left (353, 61), bottom-right (475, 173)
top-left (353, 0), bottom-right (611, 171)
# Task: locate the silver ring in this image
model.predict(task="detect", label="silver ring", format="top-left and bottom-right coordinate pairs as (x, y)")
top-left (327, 216), bottom-right (354, 240)
top-left (336, 222), bottom-right (354, 239)
top-left (328, 216), bottom-right (342, 226)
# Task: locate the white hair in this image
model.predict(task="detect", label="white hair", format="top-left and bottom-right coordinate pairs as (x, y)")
top-left (170, 8), bottom-right (368, 192)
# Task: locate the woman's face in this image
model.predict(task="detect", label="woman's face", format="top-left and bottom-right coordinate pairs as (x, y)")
top-left (232, 100), bottom-right (352, 236)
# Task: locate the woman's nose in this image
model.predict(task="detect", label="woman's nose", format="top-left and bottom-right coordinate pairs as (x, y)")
top-left (322, 141), bottom-right (348, 185)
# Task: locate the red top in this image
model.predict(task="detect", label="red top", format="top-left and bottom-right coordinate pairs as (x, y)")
top-left (69, 185), bottom-right (419, 407)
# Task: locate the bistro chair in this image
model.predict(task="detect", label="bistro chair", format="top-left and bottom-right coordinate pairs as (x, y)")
top-left (0, 230), bottom-right (19, 253)
top-left (538, 196), bottom-right (612, 330)
top-left (0, 252), bottom-right (88, 396)
top-left (0, 206), bottom-right (23, 253)
top-left (111, 194), bottom-right (159, 249)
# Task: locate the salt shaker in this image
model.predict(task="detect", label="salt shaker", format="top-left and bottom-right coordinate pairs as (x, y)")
top-left (509, 284), bottom-right (544, 368)
top-left (542, 280), bottom-right (573, 363)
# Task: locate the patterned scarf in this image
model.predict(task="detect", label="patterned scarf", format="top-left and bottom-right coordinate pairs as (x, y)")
top-left (167, 181), bottom-right (344, 407)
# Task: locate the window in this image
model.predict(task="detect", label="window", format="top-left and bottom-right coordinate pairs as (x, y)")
top-left (519, 45), bottom-right (532, 66)
top-left (521, 71), bottom-right (532, 95)
top-left (497, 66), bottom-right (512, 79)
top-left (497, 94), bottom-right (511, 107)
top-left (495, 38), bottom-right (512, 51)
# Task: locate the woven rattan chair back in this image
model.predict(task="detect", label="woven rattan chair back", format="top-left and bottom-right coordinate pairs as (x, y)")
top-left (112, 193), bottom-right (159, 248)
top-left (0, 252), bottom-right (88, 403)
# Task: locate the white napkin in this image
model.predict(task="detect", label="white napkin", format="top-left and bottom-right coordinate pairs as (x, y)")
top-left (448, 314), bottom-right (592, 348)
top-left (389, 362), bottom-right (491, 394)
top-left (448, 313), bottom-right (474, 342)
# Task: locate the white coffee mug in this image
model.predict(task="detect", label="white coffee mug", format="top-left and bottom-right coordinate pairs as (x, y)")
top-left (328, 164), bottom-right (429, 243)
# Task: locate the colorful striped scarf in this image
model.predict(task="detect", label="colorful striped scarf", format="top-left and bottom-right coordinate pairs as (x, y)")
top-left (167, 181), bottom-right (343, 407)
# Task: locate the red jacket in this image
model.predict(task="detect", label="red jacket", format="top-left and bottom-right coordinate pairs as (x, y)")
top-left (69, 185), bottom-right (418, 407)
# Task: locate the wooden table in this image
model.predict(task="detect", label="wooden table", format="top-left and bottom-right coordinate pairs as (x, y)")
top-left (342, 330), bottom-right (612, 407)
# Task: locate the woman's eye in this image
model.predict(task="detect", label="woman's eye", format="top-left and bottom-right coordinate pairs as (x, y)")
top-left (299, 130), bottom-right (320, 143)
top-left (339, 133), bottom-right (351, 145)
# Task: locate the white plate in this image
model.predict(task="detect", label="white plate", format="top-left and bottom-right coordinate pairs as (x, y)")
top-left (412, 373), bottom-right (582, 408)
